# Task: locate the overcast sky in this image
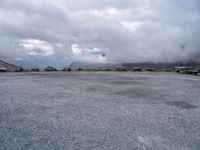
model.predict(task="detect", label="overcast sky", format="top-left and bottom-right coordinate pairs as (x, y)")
top-left (0, 0), bottom-right (200, 67)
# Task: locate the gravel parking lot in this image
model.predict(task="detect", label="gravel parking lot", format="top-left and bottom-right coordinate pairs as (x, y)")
top-left (0, 72), bottom-right (200, 150)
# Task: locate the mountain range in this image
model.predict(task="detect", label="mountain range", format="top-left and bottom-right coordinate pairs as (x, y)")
top-left (1, 59), bottom-right (200, 72)
top-left (68, 62), bottom-right (121, 69)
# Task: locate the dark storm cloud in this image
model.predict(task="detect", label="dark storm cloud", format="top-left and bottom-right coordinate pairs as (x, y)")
top-left (0, 0), bottom-right (200, 66)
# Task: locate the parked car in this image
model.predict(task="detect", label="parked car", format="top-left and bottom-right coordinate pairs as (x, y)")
top-left (175, 66), bottom-right (200, 75)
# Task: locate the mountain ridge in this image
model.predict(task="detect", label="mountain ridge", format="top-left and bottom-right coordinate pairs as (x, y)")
top-left (69, 62), bottom-right (121, 69)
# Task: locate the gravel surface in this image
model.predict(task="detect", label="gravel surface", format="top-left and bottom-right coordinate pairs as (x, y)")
top-left (0, 72), bottom-right (200, 150)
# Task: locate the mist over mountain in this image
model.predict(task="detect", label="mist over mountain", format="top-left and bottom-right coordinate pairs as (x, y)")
top-left (0, 0), bottom-right (200, 66)
top-left (69, 62), bottom-right (120, 69)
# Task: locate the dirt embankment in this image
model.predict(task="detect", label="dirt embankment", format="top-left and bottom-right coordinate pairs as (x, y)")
top-left (0, 60), bottom-right (16, 72)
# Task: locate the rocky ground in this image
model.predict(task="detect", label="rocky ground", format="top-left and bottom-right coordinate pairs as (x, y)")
top-left (0, 72), bottom-right (200, 150)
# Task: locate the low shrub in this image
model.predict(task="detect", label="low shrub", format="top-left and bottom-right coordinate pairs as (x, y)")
top-left (94, 68), bottom-right (112, 71)
top-left (116, 66), bottom-right (128, 72)
top-left (44, 66), bottom-right (57, 71)
top-left (16, 67), bottom-right (29, 72)
top-left (103, 68), bottom-right (112, 71)
top-left (133, 67), bottom-right (144, 72)
top-left (164, 69), bottom-right (172, 72)
top-left (31, 68), bottom-right (40, 72)
top-left (85, 69), bottom-right (95, 71)
top-left (77, 68), bottom-right (83, 71)
top-left (145, 68), bottom-right (156, 72)
top-left (62, 67), bottom-right (72, 72)
top-left (128, 67), bottom-right (144, 72)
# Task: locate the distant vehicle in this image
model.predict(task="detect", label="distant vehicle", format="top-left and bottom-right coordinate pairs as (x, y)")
top-left (175, 66), bottom-right (200, 75)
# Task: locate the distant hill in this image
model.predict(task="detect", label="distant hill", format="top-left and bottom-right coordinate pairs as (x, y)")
top-left (0, 60), bottom-right (17, 72)
top-left (69, 62), bottom-right (121, 69)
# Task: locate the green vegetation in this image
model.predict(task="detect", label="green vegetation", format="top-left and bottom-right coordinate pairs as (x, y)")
top-left (77, 68), bottom-right (84, 71)
top-left (102, 68), bottom-right (112, 71)
top-left (62, 67), bottom-right (72, 72)
top-left (128, 67), bottom-right (144, 72)
top-left (16, 67), bottom-right (30, 72)
top-left (116, 66), bottom-right (128, 72)
top-left (12, 65), bottom-right (173, 73)
top-left (44, 66), bottom-right (57, 72)
top-left (145, 68), bottom-right (156, 72)
top-left (16, 67), bottom-right (25, 72)
top-left (133, 67), bottom-right (144, 72)
top-left (82, 68), bottom-right (113, 72)
top-left (84, 69), bottom-right (95, 72)
top-left (164, 69), bottom-right (172, 72)
top-left (31, 68), bottom-right (40, 72)
top-left (96, 68), bottom-right (112, 71)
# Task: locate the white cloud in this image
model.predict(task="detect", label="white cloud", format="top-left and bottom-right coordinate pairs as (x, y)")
top-left (90, 7), bottom-right (121, 20)
top-left (71, 43), bottom-right (107, 62)
top-left (71, 44), bottom-right (82, 54)
top-left (121, 21), bottom-right (143, 31)
top-left (20, 39), bottom-right (54, 56)
top-left (0, 0), bottom-right (200, 65)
